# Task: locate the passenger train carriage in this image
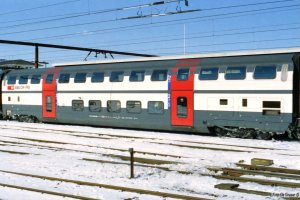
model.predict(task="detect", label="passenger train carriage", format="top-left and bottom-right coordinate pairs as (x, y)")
top-left (1, 48), bottom-right (300, 139)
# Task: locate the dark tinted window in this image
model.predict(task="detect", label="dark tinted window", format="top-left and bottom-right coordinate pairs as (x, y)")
top-left (148, 101), bottom-right (164, 114)
top-left (177, 69), bottom-right (189, 81)
top-left (31, 75), bottom-right (41, 84)
top-left (19, 75), bottom-right (29, 84)
top-left (72, 100), bottom-right (84, 111)
top-left (91, 72), bottom-right (104, 83)
top-left (46, 96), bottom-right (52, 112)
top-left (254, 66), bottom-right (276, 79)
top-left (199, 68), bottom-right (219, 80)
top-left (126, 101), bottom-right (142, 113)
top-left (46, 74), bottom-right (54, 84)
top-left (225, 67), bottom-right (246, 80)
top-left (7, 76), bottom-right (17, 85)
top-left (177, 97), bottom-right (187, 118)
top-left (130, 71), bottom-right (145, 82)
top-left (107, 100), bottom-right (121, 112)
top-left (110, 71), bottom-right (124, 82)
top-left (74, 73), bottom-right (87, 83)
top-left (58, 73), bottom-right (70, 83)
top-left (151, 70), bottom-right (168, 81)
top-left (89, 100), bottom-right (101, 112)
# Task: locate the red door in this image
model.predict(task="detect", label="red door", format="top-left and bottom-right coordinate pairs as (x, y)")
top-left (42, 68), bottom-right (60, 119)
top-left (170, 59), bottom-right (200, 127)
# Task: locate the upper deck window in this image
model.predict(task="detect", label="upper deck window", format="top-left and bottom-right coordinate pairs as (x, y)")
top-left (199, 68), bottom-right (219, 80)
top-left (7, 76), bottom-right (17, 85)
top-left (74, 73), bottom-right (87, 83)
top-left (130, 71), bottom-right (145, 82)
top-left (31, 75), bottom-right (41, 84)
top-left (225, 66), bottom-right (246, 80)
top-left (254, 66), bottom-right (276, 79)
top-left (46, 74), bottom-right (54, 84)
top-left (19, 75), bottom-right (29, 84)
top-left (58, 73), bottom-right (70, 84)
top-left (110, 71), bottom-right (124, 82)
top-left (177, 69), bottom-right (189, 81)
top-left (91, 72), bottom-right (104, 83)
top-left (151, 70), bottom-right (168, 81)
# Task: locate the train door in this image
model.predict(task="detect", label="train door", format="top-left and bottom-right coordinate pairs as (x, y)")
top-left (42, 68), bottom-right (60, 119)
top-left (170, 59), bottom-right (199, 127)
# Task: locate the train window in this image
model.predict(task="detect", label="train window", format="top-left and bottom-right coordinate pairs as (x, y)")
top-left (46, 96), bottom-right (52, 112)
top-left (31, 75), bottom-right (41, 84)
top-left (199, 68), bottom-right (219, 80)
top-left (91, 72), bottom-right (104, 83)
top-left (8, 97), bottom-right (11, 101)
top-left (242, 99), bottom-right (247, 107)
top-left (225, 67), bottom-right (246, 80)
top-left (263, 101), bottom-right (280, 108)
top-left (126, 101), bottom-right (142, 113)
top-left (74, 73), bottom-right (87, 83)
top-left (148, 101), bottom-right (164, 114)
top-left (19, 75), bottom-right (29, 84)
top-left (177, 97), bottom-right (187, 118)
top-left (46, 74), bottom-right (54, 84)
top-left (177, 69), bottom-right (189, 81)
top-left (254, 66), bottom-right (276, 79)
top-left (72, 100), bottom-right (84, 111)
top-left (220, 99), bottom-right (228, 105)
top-left (130, 71), bottom-right (145, 82)
top-left (110, 71), bottom-right (124, 82)
top-left (89, 100), bottom-right (101, 112)
top-left (151, 70), bottom-right (168, 81)
top-left (7, 76), bottom-right (17, 85)
top-left (59, 74), bottom-right (70, 83)
top-left (107, 100), bottom-right (121, 113)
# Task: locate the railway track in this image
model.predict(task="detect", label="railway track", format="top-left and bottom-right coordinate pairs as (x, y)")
top-left (1, 124), bottom-right (291, 156)
top-left (209, 163), bottom-right (300, 197)
top-left (0, 169), bottom-right (211, 200)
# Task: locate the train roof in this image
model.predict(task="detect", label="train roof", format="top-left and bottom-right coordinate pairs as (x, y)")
top-left (54, 47), bottom-right (300, 67)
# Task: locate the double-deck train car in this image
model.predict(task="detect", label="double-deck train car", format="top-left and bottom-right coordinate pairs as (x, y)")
top-left (1, 48), bottom-right (300, 139)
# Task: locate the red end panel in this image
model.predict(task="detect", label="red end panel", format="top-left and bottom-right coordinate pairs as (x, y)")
top-left (171, 91), bottom-right (194, 126)
top-left (42, 68), bottom-right (61, 119)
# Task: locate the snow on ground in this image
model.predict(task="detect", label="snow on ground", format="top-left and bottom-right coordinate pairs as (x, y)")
top-left (0, 121), bottom-right (300, 199)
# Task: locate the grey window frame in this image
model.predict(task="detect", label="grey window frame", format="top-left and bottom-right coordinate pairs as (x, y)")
top-left (126, 101), bottom-right (142, 113)
top-left (72, 100), bottom-right (84, 111)
top-left (129, 71), bottom-right (145, 82)
top-left (151, 70), bottom-right (168, 81)
top-left (19, 75), bottom-right (29, 84)
top-left (110, 71), bottom-right (124, 82)
top-left (58, 73), bottom-right (70, 84)
top-left (107, 100), bottom-right (121, 113)
top-left (74, 72), bottom-right (87, 83)
top-left (253, 66), bottom-right (277, 79)
top-left (91, 72), bottom-right (104, 83)
top-left (31, 75), bottom-right (41, 84)
top-left (148, 101), bottom-right (164, 114)
top-left (199, 68), bottom-right (219, 80)
top-left (7, 76), bottom-right (17, 85)
top-left (225, 66), bottom-right (246, 80)
top-left (89, 100), bottom-right (101, 112)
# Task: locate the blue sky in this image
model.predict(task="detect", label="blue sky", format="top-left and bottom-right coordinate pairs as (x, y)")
top-left (0, 0), bottom-right (299, 66)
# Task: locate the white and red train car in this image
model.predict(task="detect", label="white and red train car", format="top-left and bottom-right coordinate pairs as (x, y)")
top-left (1, 48), bottom-right (300, 139)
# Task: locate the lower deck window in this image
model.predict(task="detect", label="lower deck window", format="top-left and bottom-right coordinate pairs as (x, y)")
top-left (126, 101), bottom-right (141, 113)
top-left (107, 100), bottom-right (121, 113)
top-left (262, 101), bottom-right (281, 116)
top-left (148, 101), bottom-right (164, 114)
top-left (89, 100), bottom-right (101, 112)
top-left (72, 100), bottom-right (84, 111)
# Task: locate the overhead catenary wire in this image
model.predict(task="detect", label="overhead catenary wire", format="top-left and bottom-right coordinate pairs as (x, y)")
top-left (0, 0), bottom-right (297, 37)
